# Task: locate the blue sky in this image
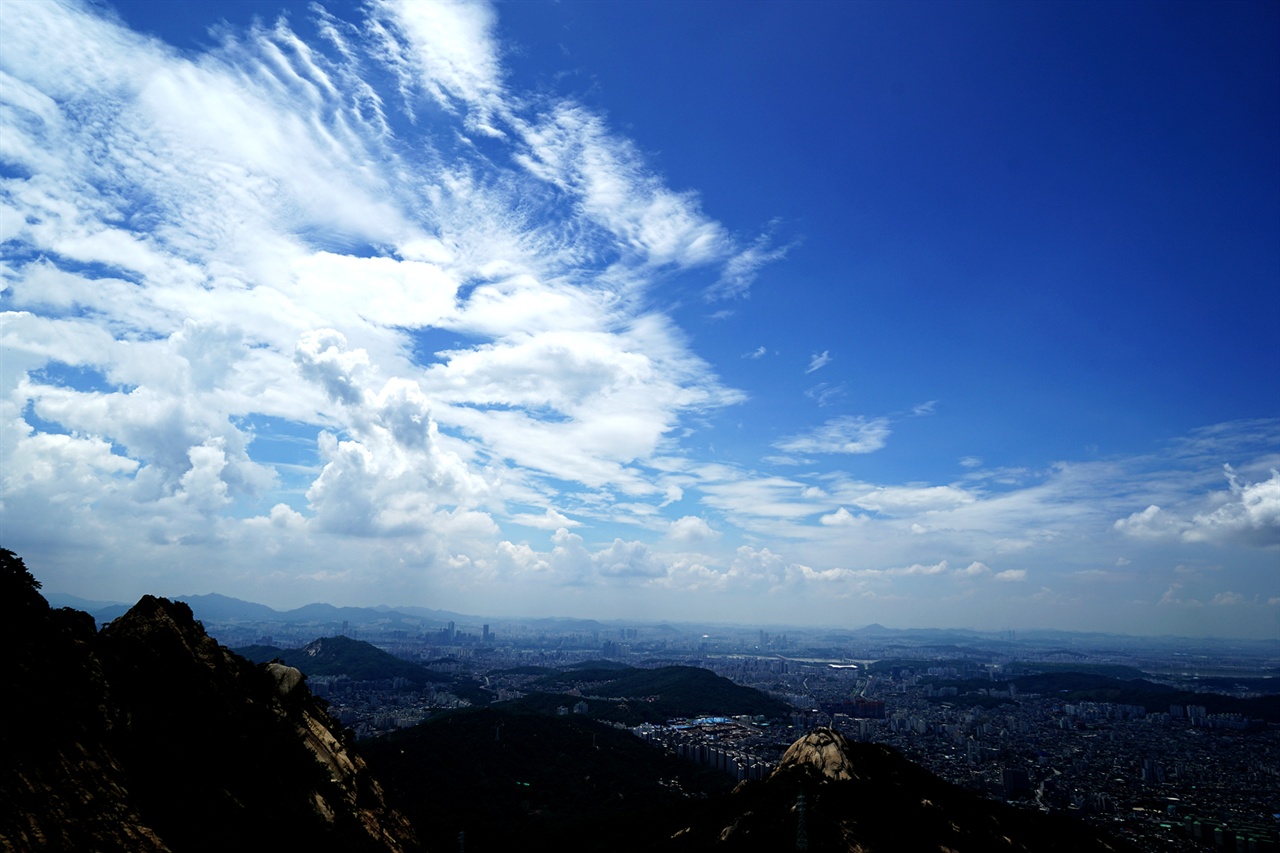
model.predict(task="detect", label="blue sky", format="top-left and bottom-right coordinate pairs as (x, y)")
top-left (1, 0), bottom-right (1276, 637)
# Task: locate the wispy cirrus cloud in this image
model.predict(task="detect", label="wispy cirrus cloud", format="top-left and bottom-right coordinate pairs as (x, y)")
top-left (805, 382), bottom-right (846, 407)
top-left (805, 350), bottom-right (832, 373)
top-left (0, 0), bottom-right (761, 593)
top-left (774, 416), bottom-right (890, 456)
top-left (1, 1), bottom-right (1276, 638)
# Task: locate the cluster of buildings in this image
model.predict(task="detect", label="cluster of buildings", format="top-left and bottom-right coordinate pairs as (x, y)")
top-left (192, 609), bottom-right (1276, 851)
top-left (633, 717), bottom-right (776, 782)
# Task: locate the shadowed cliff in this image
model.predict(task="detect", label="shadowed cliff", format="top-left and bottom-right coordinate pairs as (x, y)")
top-left (0, 549), bottom-right (419, 853)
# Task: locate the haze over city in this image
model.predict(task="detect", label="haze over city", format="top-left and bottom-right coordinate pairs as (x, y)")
top-left (1, 0), bottom-right (1277, 637)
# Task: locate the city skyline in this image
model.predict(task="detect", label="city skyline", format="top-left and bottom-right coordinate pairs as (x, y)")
top-left (1, 0), bottom-right (1277, 637)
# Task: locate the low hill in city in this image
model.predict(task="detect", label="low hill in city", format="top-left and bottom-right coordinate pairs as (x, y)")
top-left (235, 635), bottom-right (435, 684)
top-left (1009, 672), bottom-right (1280, 721)
top-left (523, 664), bottom-right (790, 724)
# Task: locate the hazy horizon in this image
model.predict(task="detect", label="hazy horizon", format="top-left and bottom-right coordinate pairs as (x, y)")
top-left (36, 584), bottom-right (1280, 646)
top-left (2, 1), bottom-right (1277, 639)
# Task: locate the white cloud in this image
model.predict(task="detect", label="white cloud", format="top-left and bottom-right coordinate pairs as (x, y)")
top-left (371, 0), bottom-right (506, 130)
top-left (593, 538), bottom-right (664, 578)
top-left (1114, 505), bottom-right (1180, 539)
top-left (851, 484), bottom-right (974, 515)
top-left (668, 515), bottom-right (720, 543)
top-left (804, 382), bottom-right (846, 407)
top-left (294, 329), bottom-right (374, 407)
top-left (1114, 467), bottom-right (1280, 548)
top-left (891, 560), bottom-right (950, 576)
top-left (912, 400), bottom-right (937, 416)
top-left (510, 507), bottom-right (580, 530)
top-left (953, 561), bottom-right (991, 578)
top-left (707, 231), bottom-right (792, 300)
top-left (1, 1), bottom-right (1275, 637)
top-left (805, 350), bottom-right (831, 373)
top-left (510, 102), bottom-right (731, 269)
top-left (775, 416), bottom-right (890, 455)
top-left (819, 507), bottom-right (862, 526)
top-left (1186, 467), bottom-right (1280, 547)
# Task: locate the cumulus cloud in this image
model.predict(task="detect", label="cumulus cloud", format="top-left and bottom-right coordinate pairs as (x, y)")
top-left (1186, 467), bottom-right (1280, 547)
top-left (819, 507), bottom-right (862, 526)
top-left (668, 515), bottom-right (720, 543)
top-left (953, 561), bottom-right (991, 578)
top-left (294, 330), bottom-right (374, 407)
top-left (593, 538), bottom-right (664, 578)
top-left (1114, 467), bottom-right (1280, 548)
top-left (294, 334), bottom-right (488, 535)
top-left (891, 560), bottom-right (950, 576)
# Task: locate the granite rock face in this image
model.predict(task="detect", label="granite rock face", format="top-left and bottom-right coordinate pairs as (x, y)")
top-left (773, 727), bottom-right (860, 782)
top-left (0, 550), bottom-right (420, 853)
top-left (671, 727), bottom-right (1137, 853)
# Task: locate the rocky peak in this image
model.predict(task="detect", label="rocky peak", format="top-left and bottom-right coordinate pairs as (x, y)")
top-left (773, 727), bottom-right (860, 782)
top-left (0, 550), bottom-right (420, 853)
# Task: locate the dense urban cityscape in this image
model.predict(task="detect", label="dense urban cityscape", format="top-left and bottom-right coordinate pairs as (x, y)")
top-left (70, 593), bottom-right (1277, 853)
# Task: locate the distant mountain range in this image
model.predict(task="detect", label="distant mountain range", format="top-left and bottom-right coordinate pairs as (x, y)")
top-left (57, 590), bottom-right (473, 628)
top-left (42, 589), bottom-right (1280, 649)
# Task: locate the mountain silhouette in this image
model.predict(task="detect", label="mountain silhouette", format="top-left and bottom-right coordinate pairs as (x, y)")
top-left (0, 549), bottom-right (418, 852)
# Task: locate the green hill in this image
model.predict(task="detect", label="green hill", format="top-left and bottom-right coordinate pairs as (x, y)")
top-left (521, 664), bottom-right (791, 724)
top-left (235, 635), bottom-right (433, 684)
top-left (1011, 672), bottom-right (1280, 721)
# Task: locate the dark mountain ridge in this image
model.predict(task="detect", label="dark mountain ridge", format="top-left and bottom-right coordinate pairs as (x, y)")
top-left (0, 549), bottom-right (418, 853)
